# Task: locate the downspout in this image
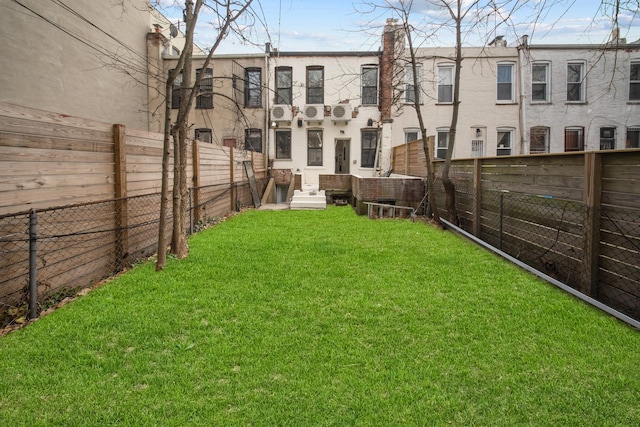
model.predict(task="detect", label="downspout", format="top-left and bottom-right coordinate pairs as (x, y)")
top-left (517, 35), bottom-right (528, 154)
top-left (264, 43), bottom-right (271, 171)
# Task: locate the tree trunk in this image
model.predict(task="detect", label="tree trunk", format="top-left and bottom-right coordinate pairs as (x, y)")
top-left (404, 18), bottom-right (442, 227)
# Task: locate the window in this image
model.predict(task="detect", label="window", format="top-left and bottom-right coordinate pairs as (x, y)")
top-left (567, 62), bottom-right (585, 102)
top-left (275, 66), bottom-right (292, 105)
top-left (194, 128), bottom-right (212, 143)
top-left (361, 65), bottom-right (379, 105)
top-left (532, 63), bottom-right (549, 102)
top-left (471, 139), bottom-right (485, 157)
top-left (275, 129), bottom-right (291, 159)
top-left (630, 61), bottom-right (640, 101)
top-left (600, 127), bottom-right (616, 150)
top-left (245, 68), bottom-right (262, 107)
top-left (306, 66), bottom-right (324, 104)
top-left (497, 129), bottom-right (513, 156)
top-left (307, 129), bottom-right (323, 166)
top-left (437, 65), bottom-right (453, 103)
top-left (245, 128), bottom-right (262, 153)
top-left (627, 126), bottom-right (640, 148)
top-left (196, 68), bottom-right (213, 109)
top-left (497, 63), bottom-right (514, 102)
top-left (404, 129), bottom-right (420, 144)
top-left (170, 69), bottom-right (182, 109)
top-left (564, 127), bottom-right (584, 152)
top-left (405, 64), bottom-right (421, 103)
top-left (436, 129), bottom-right (449, 159)
top-left (361, 130), bottom-right (379, 168)
top-left (530, 127), bottom-right (549, 154)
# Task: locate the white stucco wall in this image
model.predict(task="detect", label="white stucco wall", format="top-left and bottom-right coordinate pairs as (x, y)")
top-left (390, 46), bottom-right (522, 159)
top-left (1, 0), bottom-right (154, 130)
top-left (521, 45), bottom-right (640, 152)
top-left (268, 54), bottom-right (382, 185)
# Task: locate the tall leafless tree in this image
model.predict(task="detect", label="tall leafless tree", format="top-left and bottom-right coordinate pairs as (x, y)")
top-left (156, 0), bottom-right (254, 271)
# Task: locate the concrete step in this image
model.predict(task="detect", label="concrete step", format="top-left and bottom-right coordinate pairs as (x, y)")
top-left (290, 188), bottom-right (327, 210)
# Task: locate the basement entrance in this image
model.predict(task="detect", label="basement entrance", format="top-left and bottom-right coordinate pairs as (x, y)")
top-left (335, 139), bottom-right (350, 174)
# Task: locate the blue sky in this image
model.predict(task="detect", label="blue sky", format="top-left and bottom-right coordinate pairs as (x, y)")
top-left (155, 0), bottom-right (640, 54)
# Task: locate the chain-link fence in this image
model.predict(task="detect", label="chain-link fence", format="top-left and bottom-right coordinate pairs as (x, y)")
top-left (444, 188), bottom-right (640, 322)
top-left (0, 180), bottom-right (266, 328)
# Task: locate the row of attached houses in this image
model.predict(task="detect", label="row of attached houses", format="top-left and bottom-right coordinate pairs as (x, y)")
top-left (147, 19), bottom-right (640, 188)
top-left (4, 2), bottom-right (639, 190)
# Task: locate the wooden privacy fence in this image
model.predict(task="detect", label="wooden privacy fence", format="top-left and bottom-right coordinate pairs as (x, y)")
top-left (393, 141), bottom-right (640, 321)
top-left (0, 103), bottom-right (265, 325)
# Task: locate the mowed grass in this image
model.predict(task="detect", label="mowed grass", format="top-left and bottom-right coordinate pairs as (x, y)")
top-left (1, 207), bottom-right (639, 426)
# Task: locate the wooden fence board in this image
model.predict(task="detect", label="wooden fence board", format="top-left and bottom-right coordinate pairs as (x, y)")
top-left (0, 132), bottom-right (114, 153)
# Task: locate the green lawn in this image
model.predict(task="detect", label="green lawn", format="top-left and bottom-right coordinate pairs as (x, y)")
top-left (1, 207), bottom-right (639, 426)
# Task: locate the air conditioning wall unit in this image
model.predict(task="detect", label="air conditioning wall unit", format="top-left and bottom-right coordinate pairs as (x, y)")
top-left (303, 104), bottom-right (324, 121)
top-left (331, 104), bottom-right (352, 121)
top-left (271, 105), bottom-right (292, 122)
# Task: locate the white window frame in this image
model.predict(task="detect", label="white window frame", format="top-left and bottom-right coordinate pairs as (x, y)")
top-left (404, 128), bottom-right (421, 144)
top-left (566, 61), bottom-right (586, 103)
top-left (194, 128), bottom-right (212, 143)
top-left (436, 128), bottom-right (449, 159)
top-left (531, 62), bottom-right (550, 103)
top-left (437, 64), bottom-right (454, 104)
top-left (497, 128), bottom-right (514, 156)
top-left (405, 64), bottom-right (422, 104)
top-left (361, 65), bottom-right (379, 106)
top-left (630, 61), bottom-right (640, 102)
top-left (497, 63), bottom-right (515, 103)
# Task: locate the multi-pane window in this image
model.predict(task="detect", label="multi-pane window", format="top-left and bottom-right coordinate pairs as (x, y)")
top-left (404, 129), bottom-right (419, 144)
top-left (627, 126), bottom-right (640, 148)
top-left (567, 62), bottom-right (585, 102)
top-left (530, 127), bottom-right (550, 154)
top-left (275, 129), bottom-right (291, 159)
top-left (361, 130), bottom-right (379, 168)
top-left (171, 69), bottom-right (182, 109)
top-left (307, 129), bottom-right (323, 166)
top-left (436, 130), bottom-right (449, 159)
top-left (194, 128), bottom-right (212, 143)
top-left (497, 64), bottom-right (514, 102)
top-left (532, 63), bottom-right (549, 102)
top-left (600, 127), bottom-right (616, 150)
top-left (245, 128), bottom-right (262, 153)
top-left (361, 65), bottom-right (379, 105)
top-left (245, 68), bottom-right (262, 107)
top-left (437, 65), bottom-right (453, 103)
top-left (275, 66), bottom-right (292, 105)
top-left (306, 66), bottom-right (324, 104)
top-left (405, 64), bottom-right (421, 103)
top-left (565, 127), bottom-right (585, 152)
top-left (196, 68), bottom-right (213, 109)
top-left (630, 61), bottom-right (640, 101)
top-left (497, 129), bottom-right (513, 156)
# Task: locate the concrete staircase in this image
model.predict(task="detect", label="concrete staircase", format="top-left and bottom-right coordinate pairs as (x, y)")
top-left (289, 184), bottom-right (327, 210)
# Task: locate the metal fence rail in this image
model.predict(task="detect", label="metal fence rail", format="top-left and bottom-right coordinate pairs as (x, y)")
top-left (447, 188), bottom-right (640, 323)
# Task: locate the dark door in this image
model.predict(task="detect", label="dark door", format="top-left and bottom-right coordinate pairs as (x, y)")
top-left (335, 139), bottom-right (350, 174)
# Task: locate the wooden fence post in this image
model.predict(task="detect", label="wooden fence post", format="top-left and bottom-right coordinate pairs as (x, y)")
top-left (113, 124), bottom-right (129, 270)
top-left (581, 151), bottom-right (602, 296)
top-left (473, 158), bottom-right (482, 237)
top-left (230, 147), bottom-right (235, 211)
top-left (192, 139), bottom-right (201, 226)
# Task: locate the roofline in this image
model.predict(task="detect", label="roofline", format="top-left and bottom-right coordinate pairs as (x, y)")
top-left (270, 51), bottom-right (380, 57)
top-left (528, 43), bottom-right (640, 50)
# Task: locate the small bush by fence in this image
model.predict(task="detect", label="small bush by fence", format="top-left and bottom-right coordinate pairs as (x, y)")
top-left (0, 180), bottom-right (263, 327)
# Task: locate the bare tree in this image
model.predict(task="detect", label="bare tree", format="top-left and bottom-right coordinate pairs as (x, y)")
top-left (157, 0), bottom-right (254, 271)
